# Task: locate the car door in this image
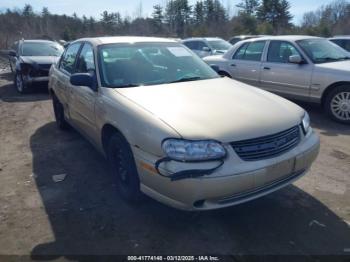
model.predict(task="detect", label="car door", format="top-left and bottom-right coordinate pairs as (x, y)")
top-left (68, 42), bottom-right (98, 141)
top-left (228, 41), bottom-right (266, 87)
top-left (55, 42), bottom-right (82, 126)
top-left (260, 41), bottom-right (313, 100)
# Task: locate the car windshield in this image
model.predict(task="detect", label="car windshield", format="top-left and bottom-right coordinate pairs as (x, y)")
top-left (297, 39), bottom-right (350, 64)
top-left (98, 42), bottom-right (219, 88)
top-left (208, 40), bottom-right (232, 51)
top-left (21, 42), bottom-right (64, 57)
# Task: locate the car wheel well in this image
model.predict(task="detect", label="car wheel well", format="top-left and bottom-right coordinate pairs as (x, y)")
top-left (101, 124), bottom-right (127, 155)
top-left (321, 82), bottom-right (350, 107)
top-left (218, 71), bottom-right (231, 78)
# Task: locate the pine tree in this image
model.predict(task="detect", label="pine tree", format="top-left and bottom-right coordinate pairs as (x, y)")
top-left (236, 0), bottom-right (260, 15)
top-left (257, 0), bottom-right (292, 34)
top-left (152, 4), bottom-right (164, 32)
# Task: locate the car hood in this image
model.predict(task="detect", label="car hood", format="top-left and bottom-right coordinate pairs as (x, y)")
top-left (315, 60), bottom-right (350, 71)
top-left (20, 56), bottom-right (59, 65)
top-left (115, 78), bottom-right (304, 142)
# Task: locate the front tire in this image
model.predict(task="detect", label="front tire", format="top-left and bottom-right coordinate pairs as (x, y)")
top-left (325, 85), bottom-right (350, 124)
top-left (14, 72), bottom-right (27, 94)
top-left (52, 94), bottom-right (69, 130)
top-left (107, 133), bottom-right (143, 203)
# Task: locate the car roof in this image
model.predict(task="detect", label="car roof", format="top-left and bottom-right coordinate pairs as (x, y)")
top-left (182, 37), bottom-right (224, 42)
top-left (240, 35), bottom-right (322, 43)
top-left (230, 35), bottom-right (265, 39)
top-left (72, 36), bottom-right (176, 46)
top-left (329, 36), bottom-right (350, 40)
top-left (20, 40), bottom-right (57, 44)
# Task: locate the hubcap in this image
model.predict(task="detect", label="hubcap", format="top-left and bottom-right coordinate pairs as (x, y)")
top-left (331, 92), bottom-right (350, 121)
top-left (16, 74), bottom-right (23, 92)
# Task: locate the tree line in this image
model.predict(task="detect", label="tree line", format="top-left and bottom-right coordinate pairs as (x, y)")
top-left (0, 0), bottom-right (349, 49)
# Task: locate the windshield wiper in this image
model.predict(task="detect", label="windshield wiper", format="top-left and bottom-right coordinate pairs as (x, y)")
top-left (318, 57), bottom-right (350, 62)
top-left (169, 76), bottom-right (202, 84)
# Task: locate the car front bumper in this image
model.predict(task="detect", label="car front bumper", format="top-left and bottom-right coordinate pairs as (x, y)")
top-left (133, 130), bottom-right (320, 211)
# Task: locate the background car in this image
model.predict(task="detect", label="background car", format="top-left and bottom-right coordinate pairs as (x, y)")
top-left (228, 35), bottom-right (266, 45)
top-left (204, 35), bottom-right (350, 124)
top-left (8, 39), bottom-right (64, 93)
top-left (48, 36), bottom-right (319, 210)
top-left (182, 37), bottom-right (232, 58)
top-left (329, 36), bottom-right (350, 53)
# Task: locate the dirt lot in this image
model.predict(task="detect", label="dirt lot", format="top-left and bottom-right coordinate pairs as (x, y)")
top-left (0, 62), bottom-right (349, 260)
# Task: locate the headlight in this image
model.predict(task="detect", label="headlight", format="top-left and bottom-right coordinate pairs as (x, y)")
top-left (162, 139), bottom-right (226, 162)
top-left (302, 112), bottom-right (310, 134)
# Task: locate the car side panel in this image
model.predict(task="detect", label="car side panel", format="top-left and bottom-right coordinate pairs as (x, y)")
top-left (310, 68), bottom-right (350, 103)
top-left (230, 59), bottom-right (262, 86)
top-left (259, 62), bottom-right (314, 101)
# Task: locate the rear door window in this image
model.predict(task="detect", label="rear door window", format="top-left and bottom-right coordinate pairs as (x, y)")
top-left (233, 41), bottom-right (266, 61)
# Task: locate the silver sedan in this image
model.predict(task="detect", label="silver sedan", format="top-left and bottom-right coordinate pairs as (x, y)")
top-left (204, 36), bottom-right (350, 124)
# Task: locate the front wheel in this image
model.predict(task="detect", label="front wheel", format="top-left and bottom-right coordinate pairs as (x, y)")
top-left (52, 94), bottom-right (69, 130)
top-left (325, 85), bottom-right (350, 124)
top-left (14, 72), bottom-right (27, 94)
top-left (107, 133), bottom-right (143, 203)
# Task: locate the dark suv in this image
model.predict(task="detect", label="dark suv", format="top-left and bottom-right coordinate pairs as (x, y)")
top-left (8, 40), bottom-right (64, 93)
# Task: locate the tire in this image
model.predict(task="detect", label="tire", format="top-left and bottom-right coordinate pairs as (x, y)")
top-left (107, 133), bottom-right (143, 203)
top-left (218, 71), bottom-right (231, 78)
top-left (9, 59), bottom-right (13, 73)
top-left (14, 72), bottom-right (27, 94)
top-left (52, 94), bottom-right (69, 130)
top-left (324, 85), bottom-right (350, 124)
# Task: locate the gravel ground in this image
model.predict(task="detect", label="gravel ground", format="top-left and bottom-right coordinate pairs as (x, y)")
top-left (0, 57), bottom-right (11, 74)
top-left (0, 71), bottom-right (349, 260)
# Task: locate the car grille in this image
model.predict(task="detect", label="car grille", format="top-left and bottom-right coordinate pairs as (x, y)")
top-left (29, 64), bottom-right (51, 77)
top-left (231, 126), bottom-right (301, 161)
top-left (39, 64), bottom-right (52, 70)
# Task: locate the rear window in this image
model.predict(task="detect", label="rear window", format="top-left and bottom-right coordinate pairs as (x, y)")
top-left (233, 41), bottom-right (266, 61)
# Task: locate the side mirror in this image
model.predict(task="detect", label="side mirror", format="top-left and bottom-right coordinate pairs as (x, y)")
top-left (70, 73), bottom-right (96, 90)
top-left (210, 65), bottom-right (220, 73)
top-left (202, 46), bottom-right (211, 52)
top-left (289, 55), bottom-right (303, 64)
top-left (8, 50), bottom-right (16, 57)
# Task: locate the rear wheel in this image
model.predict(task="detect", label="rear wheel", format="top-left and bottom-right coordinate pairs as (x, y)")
top-left (107, 133), bottom-right (143, 203)
top-left (325, 85), bottom-right (350, 124)
top-left (52, 94), bottom-right (69, 130)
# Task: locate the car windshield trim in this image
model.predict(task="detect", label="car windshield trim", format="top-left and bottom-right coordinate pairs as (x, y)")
top-left (97, 42), bottom-right (219, 88)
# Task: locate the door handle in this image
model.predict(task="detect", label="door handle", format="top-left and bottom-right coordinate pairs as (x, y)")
top-left (230, 64), bottom-right (236, 67)
top-left (263, 67), bottom-right (271, 70)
